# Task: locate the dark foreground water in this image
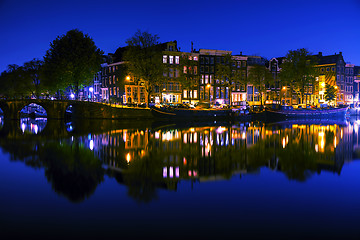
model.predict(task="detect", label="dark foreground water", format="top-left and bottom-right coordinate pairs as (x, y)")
top-left (0, 117), bottom-right (360, 239)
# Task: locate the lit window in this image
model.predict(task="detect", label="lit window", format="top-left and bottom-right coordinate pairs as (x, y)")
top-left (169, 56), bottom-right (174, 64)
top-left (183, 90), bottom-right (187, 98)
top-left (175, 56), bottom-right (179, 64)
top-left (163, 55), bottom-right (167, 63)
top-left (194, 90), bottom-right (198, 98)
top-left (193, 56), bottom-right (198, 61)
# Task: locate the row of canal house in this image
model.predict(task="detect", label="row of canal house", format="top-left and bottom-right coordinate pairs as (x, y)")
top-left (85, 41), bottom-right (360, 107)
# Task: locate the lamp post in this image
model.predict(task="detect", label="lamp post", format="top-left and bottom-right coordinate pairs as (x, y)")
top-left (89, 87), bottom-right (94, 102)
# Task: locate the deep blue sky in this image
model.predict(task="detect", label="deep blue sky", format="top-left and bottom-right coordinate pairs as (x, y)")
top-left (1, 0), bottom-right (360, 72)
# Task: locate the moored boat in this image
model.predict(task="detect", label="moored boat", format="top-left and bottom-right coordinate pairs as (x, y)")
top-left (150, 106), bottom-right (232, 119)
top-left (265, 106), bottom-right (348, 120)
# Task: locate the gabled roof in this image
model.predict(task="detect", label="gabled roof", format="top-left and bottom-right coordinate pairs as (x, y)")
top-left (313, 52), bottom-right (344, 65)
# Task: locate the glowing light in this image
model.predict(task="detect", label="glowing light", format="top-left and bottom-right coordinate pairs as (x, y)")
top-left (282, 86), bottom-right (286, 90)
top-left (163, 167), bottom-right (167, 178)
top-left (315, 144), bottom-right (319, 152)
top-left (123, 131), bottom-right (127, 142)
top-left (190, 128), bottom-right (195, 132)
top-left (188, 170), bottom-right (192, 176)
top-left (89, 87), bottom-right (93, 92)
top-left (169, 167), bottom-right (173, 178)
top-left (155, 131), bottom-right (160, 139)
top-left (206, 142), bottom-right (211, 153)
top-left (216, 126), bottom-right (227, 134)
top-left (183, 157), bottom-right (187, 165)
top-left (206, 84), bottom-right (211, 88)
top-left (126, 153), bottom-right (131, 163)
top-left (34, 125), bottom-right (38, 134)
top-left (126, 76), bottom-right (131, 81)
top-left (334, 136), bottom-right (337, 148)
top-left (242, 132), bottom-right (246, 140)
top-left (70, 93), bottom-right (75, 99)
top-left (89, 140), bottom-right (94, 150)
top-left (282, 137), bottom-right (286, 148)
top-left (175, 167), bottom-right (180, 178)
top-left (21, 123), bottom-right (26, 133)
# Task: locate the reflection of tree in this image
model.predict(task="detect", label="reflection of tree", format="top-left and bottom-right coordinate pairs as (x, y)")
top-left (41, 142), bottom-right (104, 203)
top-left (276, 140), bottom-right (318, 182)
top-left (0, 137), bottom-right (104, 203)
top-left (121, 152), bottom-right (164, 203)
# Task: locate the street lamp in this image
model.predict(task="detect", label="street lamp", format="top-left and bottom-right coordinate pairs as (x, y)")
top-left (89, 87), bottom-right (94, 102)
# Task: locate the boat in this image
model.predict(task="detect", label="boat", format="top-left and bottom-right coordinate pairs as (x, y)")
top-left (150, 106), bottom-right (232, 120)
top-left (265, 105), bottom-right (348, 120)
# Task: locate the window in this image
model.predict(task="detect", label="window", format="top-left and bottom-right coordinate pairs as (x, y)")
top-left (205, 75), bottom-right (209, 84)
top-left (169, 82), bottom-right (173, 91)
top-left (183, 90), bottom-right (187, 98)
top-left (184, 66), bottom-right (187, 73)
top-left (201, 75), bottom-right (204, 84)
top-left (169, 68), bottom-right (174, 78)
top-left (193, 56), bottom-right (198, 61)
top-left (210, 57), bottom-right (214, 64)
top-left (194, 66), bottom-right (198, 75)
top-left (175, 83), bottom-right (179, 91)
top-left (205, 66), bottom-right (209, 73)
top-left (326, 67), bottom-right (329, 72)
top-left (200, 66), bottom-right (204, 73)
top-left (169, 56), bottom-right (174, 64)
top-left (193, 90), bottom-right (198, 98)
top-left (163, 55), bottom-right (167, 63)
top-left (175, 56), bottom-right (179, 64)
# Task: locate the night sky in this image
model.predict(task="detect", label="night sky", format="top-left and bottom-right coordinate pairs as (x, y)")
top-left (1, 0), bottom-right (360, 72)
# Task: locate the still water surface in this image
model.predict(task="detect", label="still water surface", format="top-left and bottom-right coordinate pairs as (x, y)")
top-left (0, 117), bottom-right (360, 239)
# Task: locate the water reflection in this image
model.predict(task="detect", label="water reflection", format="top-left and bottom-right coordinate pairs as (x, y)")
top-left (0, 118), bottom-right (358, 203)
top-left (20, 117), bottom-right (47, 134)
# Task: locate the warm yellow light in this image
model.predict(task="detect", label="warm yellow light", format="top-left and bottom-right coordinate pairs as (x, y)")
top-left (334, 86), bottom-right (338, 89)
top-left (321, 82), bottom-right (325, 87)
top-left (206, 84), bottom-right (211, 88)
top-left (282, 86), bottom-right (286, 90)
top-left (126, 76), bottom-right (130, 81)
top-left (126, 153), bottom-right (131, 163)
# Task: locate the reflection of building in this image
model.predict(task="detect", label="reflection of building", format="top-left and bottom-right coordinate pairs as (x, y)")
top-left (75, 121), bottom-right (357, 186)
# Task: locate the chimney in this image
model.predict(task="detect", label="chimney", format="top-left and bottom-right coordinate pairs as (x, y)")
top-left (191, 41), bottom-right (193, 53)
top-left (339, 51), bottom-right (342, 55)
top-left (240, 51), bottom-right (243, 56)
top-left (318, 52), bottom-right (322, 56)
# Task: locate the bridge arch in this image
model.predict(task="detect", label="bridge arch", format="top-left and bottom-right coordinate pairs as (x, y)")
top-left (0, 100), bottom-right (71, 120)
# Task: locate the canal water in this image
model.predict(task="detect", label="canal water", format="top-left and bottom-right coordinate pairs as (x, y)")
top-left (0, 117), bottom-right (360, 239)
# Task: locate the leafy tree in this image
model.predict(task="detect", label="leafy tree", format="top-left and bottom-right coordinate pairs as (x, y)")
top-left (42, 29), bottom-right (103, 99)
top-left (215, 53), bottom-right (242, 105)
top-left (23, 59), bottom-right (43, 98)
top-left (123, 30), bottom-right (165, 106)
top-left (177, 53), bottom-right (199, 103)
top-left (247, 64), bottom-right (273, 106)
top-left (279, 48), bottom-right (317, 106)
top-left (0, 64), bottom-right (36, 99)
top-left (325, 84), bottom-right (337, 105)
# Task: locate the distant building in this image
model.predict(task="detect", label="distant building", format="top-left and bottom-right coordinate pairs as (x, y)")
top-left (354, 66), bottom-right (360, 107)
top-left (314, 52), bottom-right (346, 105)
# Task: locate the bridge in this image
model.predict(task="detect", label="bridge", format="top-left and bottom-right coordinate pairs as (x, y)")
top-left (0, 99), bottom-right (153, 120)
